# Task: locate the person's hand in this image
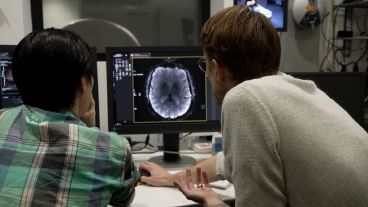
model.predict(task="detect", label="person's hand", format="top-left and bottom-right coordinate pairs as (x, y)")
top-left (139, 161), bottom-right (175, 186)
top-left (80, 97), bottom-right (96, 127)
top-left (174, 168), bottom-right (228, 207)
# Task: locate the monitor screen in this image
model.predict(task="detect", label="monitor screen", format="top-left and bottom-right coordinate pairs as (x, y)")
top-left (106, 46), bottom-right (221, 168)
top-left (0, 45), bottom-right (22, 109)
top-left (0, 45), bottom-right (100, 127)
top-left (289, 72), bottom-right (366, 127)
top-left (234, 0), bottom-right (288, 31)
top-left (106, 46), bottom-right (221, 135)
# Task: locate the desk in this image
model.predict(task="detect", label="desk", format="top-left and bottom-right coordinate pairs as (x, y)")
top-left (131, 151), bottom-right (235, 207)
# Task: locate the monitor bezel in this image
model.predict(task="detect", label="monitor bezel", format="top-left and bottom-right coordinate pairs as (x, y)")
top-left (233, 0), bottom-right (288, 32)
top-left (106, 46), bottom-right (221, 135)
top-left (0, 45), bottom-right (15, 54)
top-left (89, 47), bottom-right (100, 127)
top-left (30, 0), bottom-right (211, 61)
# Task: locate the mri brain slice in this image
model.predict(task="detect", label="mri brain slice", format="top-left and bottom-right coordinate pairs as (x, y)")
top-left (147, 65), bottom-right (194, 119)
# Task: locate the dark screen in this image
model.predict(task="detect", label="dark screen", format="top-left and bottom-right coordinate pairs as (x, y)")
top-left (289, 72), bottom-right (366, 126)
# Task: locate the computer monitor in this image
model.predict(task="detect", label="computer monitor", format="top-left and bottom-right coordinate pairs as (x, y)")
top-left (106, 46), bottom-right (221, 168)
top-left (289, 72), bottom-right (366, 127)
top-left (234, 0), bottom-right (288, 31)
top-left (0, 45), bottom-right (100, 127)
top-left (0, 45), bottom-right (22, 109)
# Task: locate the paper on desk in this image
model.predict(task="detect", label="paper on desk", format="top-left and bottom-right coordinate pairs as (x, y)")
top-left (209, 180), bottom-right (231, 189)
top-left (131, 185), bottom-right (196, 207)
top-left (131, 183), bottom-right (234, 207)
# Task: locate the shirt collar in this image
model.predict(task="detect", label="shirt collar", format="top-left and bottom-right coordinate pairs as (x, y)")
top-left (23, 105), bottom-right (86, 126)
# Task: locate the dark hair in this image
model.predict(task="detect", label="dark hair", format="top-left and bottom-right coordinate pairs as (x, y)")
top-left (200, 5), bottom-right (280, 83)
top-left (12, 28), bottom-right (93, 111)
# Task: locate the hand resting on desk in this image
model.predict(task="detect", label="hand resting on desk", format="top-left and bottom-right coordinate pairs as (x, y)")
top-left (137, 162), bottom-right (233, 206)
top-left (139, 161), bottom-right (218, 187)
top-left (139, 161), bottom-right (231, 189)
top-left (138, 155), bottom-right (227, 187)
top-left (139, 168), bottom-right (151, 177)
top-left (139, 161), bottom-right (175, 187)
top-left (174, 168), bottom-right (230, 207)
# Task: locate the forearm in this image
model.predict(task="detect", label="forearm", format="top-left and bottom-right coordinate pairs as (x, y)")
top-left (140, 155), bottom-right (223, 187)
top-left (204, 197), bottom-right (230, 207)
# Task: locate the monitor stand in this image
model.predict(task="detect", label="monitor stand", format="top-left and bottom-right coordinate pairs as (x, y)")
top-left (148, 133), bottom-right (196, 170)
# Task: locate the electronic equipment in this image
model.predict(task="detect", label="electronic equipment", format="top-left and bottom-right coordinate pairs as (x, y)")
top-left (292, 0), bottom-right (325, 29)
top-left (0, 45), bottom-right (100, 127)
top-left (289, 72), bottom-right (366, 127)
top-left (234, 0), bottom-right (288, 31)
top-left (0, 45), bottom-right (22, 109)
top-left (106, 46), bottom-right (221, 169)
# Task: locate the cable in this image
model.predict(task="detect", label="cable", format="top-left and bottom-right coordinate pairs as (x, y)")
top-left (331, 4), bottom-right (368, 72)
top-left (353, 63), bottom-right (359, 72)
top-left (320, 11), bottom-right (335, 71)
top-left (354, 45), bottom-right (368, 64)
top-left (179, 132), bottom-right (193, 140)
top-left (144, 134), bottom-right (150, 146)
top-left (131, 134), bottom-right (156, 152)
top-left (321, 7), bottom-right (346, 71)
top-left (131, 133), bottom-right (195, 153)
top-left (156, 150), bottom-right (199, 155)
top-left (333, 44), bottom-right (368, 70)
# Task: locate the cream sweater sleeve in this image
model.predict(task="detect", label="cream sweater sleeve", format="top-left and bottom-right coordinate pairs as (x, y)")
top-left (221, 84), bottom-right (286, 207)
top-left (215, 151), bottom-right (226, 180)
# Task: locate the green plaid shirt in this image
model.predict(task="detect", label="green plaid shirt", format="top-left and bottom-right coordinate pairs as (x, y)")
top-left (0, 105), bottom-right (140, 207)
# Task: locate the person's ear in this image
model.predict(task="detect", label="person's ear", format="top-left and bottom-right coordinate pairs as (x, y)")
top-left (75, 77), bottom-right (86, 98)
top-left (79, 76), bottom-right (92, 93)
top-left (211, 59), bottom-right (227, 82)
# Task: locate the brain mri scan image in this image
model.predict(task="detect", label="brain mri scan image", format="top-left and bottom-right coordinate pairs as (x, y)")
top-left (145, 60), bottom-right (195, 119)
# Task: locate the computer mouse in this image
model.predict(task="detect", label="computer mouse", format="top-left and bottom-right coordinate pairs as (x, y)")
top-left (139, 169), bottom-right (151, 177)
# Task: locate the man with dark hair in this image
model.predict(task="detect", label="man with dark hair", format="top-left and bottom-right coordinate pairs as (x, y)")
top-left (0, 28), bottom-right (139, 206)
top-left (139, 5), bottom-right (368, 207)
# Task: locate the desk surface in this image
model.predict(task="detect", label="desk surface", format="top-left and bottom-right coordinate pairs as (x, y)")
top-left (132, 151), bottom-right (235, 207)
top-left (132, 184), bottom-right (235, 207)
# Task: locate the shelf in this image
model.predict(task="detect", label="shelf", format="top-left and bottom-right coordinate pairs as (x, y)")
top-left (335, 36), bottom-right (368, 40)
top-left (334, 1), bottom-right (368, 8)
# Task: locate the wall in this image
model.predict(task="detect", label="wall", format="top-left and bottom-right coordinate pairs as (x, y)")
top-left (0, 0), bottom-right (323, 133)
top-left (0, 0), bottom-right (32, 44)
top-left (279, 0), bottom-right (321, 72)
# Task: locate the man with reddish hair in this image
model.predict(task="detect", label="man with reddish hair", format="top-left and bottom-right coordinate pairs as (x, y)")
top-left (139, 5), bottom-right (368, 207)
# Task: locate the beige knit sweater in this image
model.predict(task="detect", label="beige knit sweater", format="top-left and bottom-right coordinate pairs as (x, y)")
top-left (216, 73), bottom-right (368, 207)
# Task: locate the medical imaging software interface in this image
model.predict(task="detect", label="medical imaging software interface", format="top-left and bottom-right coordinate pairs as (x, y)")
top-left (111, 51), bottom-right (220, 127)
top-left (0, 51), bottom-right (22, 109)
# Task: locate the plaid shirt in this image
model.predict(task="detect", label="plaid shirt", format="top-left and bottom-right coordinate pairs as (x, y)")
top-left (0, 105), bottom-right (140, 207)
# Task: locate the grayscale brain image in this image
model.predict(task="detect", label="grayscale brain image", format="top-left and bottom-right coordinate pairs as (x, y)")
top-left (132, 57), bottom-right (207, 122)
top-left (146, 64), bottom-right (194, 119)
